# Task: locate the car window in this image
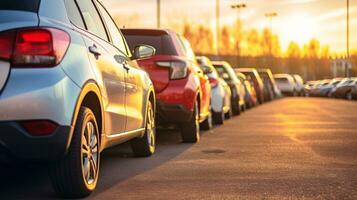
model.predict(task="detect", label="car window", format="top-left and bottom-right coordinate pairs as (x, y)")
top-left (64, 0), bottom-right (86, 29)
top-left (124, 34), bottom-right (176, 55)
top-left (76, 0), bottom-right (108, 41)
top-left (96, 2), bottom-right (128, 55)
top-left (275, 78), bottom-right (289, 84)
top-left (178, 36), bottom-right (196, 62)
top-left (0, 0), bottom-right (40, 12)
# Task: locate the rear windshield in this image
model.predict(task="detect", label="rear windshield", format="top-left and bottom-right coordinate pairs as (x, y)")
top-left (0, 0), bottom-right (40, 12)
top-left (275, 78), bottom-right (289, 84)
top-left (214, 65), bottom-right (231, 81)
top-left (123, 34), bottom-right (177, 55)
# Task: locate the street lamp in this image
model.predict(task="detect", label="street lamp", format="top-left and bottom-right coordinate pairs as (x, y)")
top-left (231, 3), bottom-right (247, 66)
top-left (265, 12), bottom-right (278, 57)
top-left (157, 0), bottom-right (161, 28)
top-left (265, 12), bottom-right (278, 34)
top-left (346, 0), bottom-right (350, 77)
top-left (216, 0), bottom-right (220, 57)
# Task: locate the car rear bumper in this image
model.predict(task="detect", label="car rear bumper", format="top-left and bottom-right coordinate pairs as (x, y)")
top-left (0, 122), bottom-right (73, 162)
top-left (156, 101), bottom-right (193, 124)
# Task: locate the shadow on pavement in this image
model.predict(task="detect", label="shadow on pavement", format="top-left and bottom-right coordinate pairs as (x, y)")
top-left (0, 129), bottom-right (194, 200)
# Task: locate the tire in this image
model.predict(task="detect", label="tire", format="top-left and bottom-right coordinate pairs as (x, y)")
top-left (224, 107), bottom-right (233, 119)
top-left (346, 92), bottom-right (353, 100)
top-left (232, 100), bottom-right (241, 116)
top-left (200, 110), bottom-right (213, 131)
top-left (131, 101), bottom-right (156, 157)
top-left (180, 102), bottom-right (200, 143)
top-left (50, 107), bottom-right (100, 198)
top-left (213, 111), bottom-right (224, 125)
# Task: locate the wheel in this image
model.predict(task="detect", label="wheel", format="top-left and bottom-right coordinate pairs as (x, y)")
top-left (50, 107), bottom-right (100, 198)
top-left (180, 102), bottom-right (200, 143)
top-left (213, 111), bottom-right (224, 125)
top-left (131, 101), bottom-right (156, 157)
top-left (224, 107), bottom-right (233, 119)
top-left (200, 110), bottom-right (213, 131)
top-left (232, 100), bottom-right (241, 115)
top-left (346, 91), bottom-right (353, 100)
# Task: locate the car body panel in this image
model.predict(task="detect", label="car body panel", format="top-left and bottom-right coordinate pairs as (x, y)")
top-left (235, 68), bottom-right (264, 104)
top-left (0, 0), bottom-right (155, 162)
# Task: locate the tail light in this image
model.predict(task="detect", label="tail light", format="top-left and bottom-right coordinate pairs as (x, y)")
top-left (208, 77), bottom-right (219, 88)
top-left (0, 28), bottom-right (70, 67)
top-left (22, 120), bottom-right (59, 136)
top-left (156, 60), bottom-right (188, 80)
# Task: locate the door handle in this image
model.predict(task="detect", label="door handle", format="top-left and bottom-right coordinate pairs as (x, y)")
top-left (114, 55), bottom-right (130, 71)
top-left (89, 45), bottom-right (101, 57)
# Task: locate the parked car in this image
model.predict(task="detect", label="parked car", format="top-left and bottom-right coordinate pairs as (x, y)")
top-left (0, 0), bottom-right (157, 197)
top-left (292, 74), bottom-right (305, 96)
top-left (308, 79), bottom-right (331, 97)
top-left (197, 56), bottom-right (232, 124)
top-left (310, 78), bottom-right (344, 97)
top-left (330, 78), bottom-right (356, 99)
top-left (257, 69), bottom-right (279, 101)
top-left (304, 81), bottom-right (318, 96)
top-left (212, 61), bottom-right (246, 115)
top-left (236, 68), bottom-right (265, 104)
top-left (350, 84), bottom-right (357, 100)
top-left (122, 28), bottom-right (212, 142)
top-left (236, 72), bottom-right (258, 108)
top-left (274, 74), bottom-right (297, 96)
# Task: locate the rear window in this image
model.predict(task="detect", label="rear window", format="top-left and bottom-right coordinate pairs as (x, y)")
top-left (275, 78), bottom-right (289, 84)
top-left (0, 0), bottom-right (40, 12)
top-left (123, 34), bottom-right (177, 55)
top-left (214, 65), bottom-right (231, 81)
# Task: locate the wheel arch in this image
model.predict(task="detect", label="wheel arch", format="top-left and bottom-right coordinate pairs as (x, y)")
top-left (67, 80), bottom-right (104, 151)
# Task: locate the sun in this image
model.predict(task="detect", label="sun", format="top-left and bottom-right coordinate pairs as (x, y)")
top-left (281, 13), bottom-right (316, 45)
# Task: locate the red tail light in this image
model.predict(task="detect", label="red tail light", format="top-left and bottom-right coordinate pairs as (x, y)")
top-left (0, 31), bottom-right (15, 60)
top-left (22, 120), bottom-right (59, 136)
top-left (0, 28), bottom-right (70, 67)
top-left (209, 77), bottom-right (219, 88)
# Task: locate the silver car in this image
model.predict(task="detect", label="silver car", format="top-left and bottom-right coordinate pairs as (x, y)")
top-left (0, 0), bottom-right (156, 197)
top-left (196, 56), bottom-right (232, 125)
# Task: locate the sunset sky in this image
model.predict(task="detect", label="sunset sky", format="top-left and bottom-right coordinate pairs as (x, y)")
top-left (102, 0), bottom-right (356, 54)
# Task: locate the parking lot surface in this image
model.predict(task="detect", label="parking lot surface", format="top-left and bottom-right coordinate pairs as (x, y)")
top-left (1, 98), bottom-right (357, 199)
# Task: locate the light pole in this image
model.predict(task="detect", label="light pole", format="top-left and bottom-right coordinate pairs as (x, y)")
top-left (346, 0), bottom-right (350, 77)
top-left (265, 12), bottom-right (278, 34)
top-left (157, 0), bottom-right (161, 28)
top-left (216, 0), bottom-right (220, 57)
top-left (231, 3), bottom-right (247, 66)
top-left (265, 12), bottom-right (278, 56)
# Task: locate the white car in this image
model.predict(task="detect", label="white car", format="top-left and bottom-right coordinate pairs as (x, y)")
top-left (293, 74), bottom-right (305, 96)
top-left (197, 56), bottom-right (232, 125)
top-left (274, 74), bottom-right (297, 96)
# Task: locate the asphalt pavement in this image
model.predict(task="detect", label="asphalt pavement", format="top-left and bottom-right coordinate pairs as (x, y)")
top-left (1, 98), bottom-right (357, 200)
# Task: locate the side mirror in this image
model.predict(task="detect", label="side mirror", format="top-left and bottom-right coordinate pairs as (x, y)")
top-left (202, 66), bottom-right (213, 74)
top-left (222, 73), bottom-right (230, 80)
top-left (133, 45), bottom-right (155, 60)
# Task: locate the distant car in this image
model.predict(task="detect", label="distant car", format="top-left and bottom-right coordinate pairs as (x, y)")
top-left (236, 68), bottom-right (265, 104)
top-left (304, 81), bottom-right (318, 96)
top-left (258, 69), bottom-right (280, 101)
top-left (0, 0), bottom-right (157, 197)
top-left (197, 56), bottom-right (232, 124)
top-left (274, 74), bottom-right (297, 96)
top-left (212, 61), bottom-right (246, 115)
top-left (122, 29), bottom-right (212, 142)
top-left (236, 72), bottom-right (258, 108)
top-left (350, 84), bottom-right (357, 100)
top-left (312, 78), bottom-right (344, 97)
top-left (292, 74), bottom-right (305, 96)
top-left (308, 79), bottom-right (331, 97)
top-left (330, 78), bottom-right (356, 99)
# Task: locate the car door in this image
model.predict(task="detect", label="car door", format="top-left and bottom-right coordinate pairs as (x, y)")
top-left (96, 1), bottom-right (145, 132)
top-left (75, 0), bottom-right (126, 135)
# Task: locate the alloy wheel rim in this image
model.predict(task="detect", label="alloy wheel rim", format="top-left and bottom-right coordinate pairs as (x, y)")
top-left (82, 121), bottom-right (99, 185)
top-left (146, 103), bottom-right (156, 149)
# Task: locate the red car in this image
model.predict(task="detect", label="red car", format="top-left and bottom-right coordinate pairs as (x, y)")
top-left (122, 29), bottom-right (212, 142)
